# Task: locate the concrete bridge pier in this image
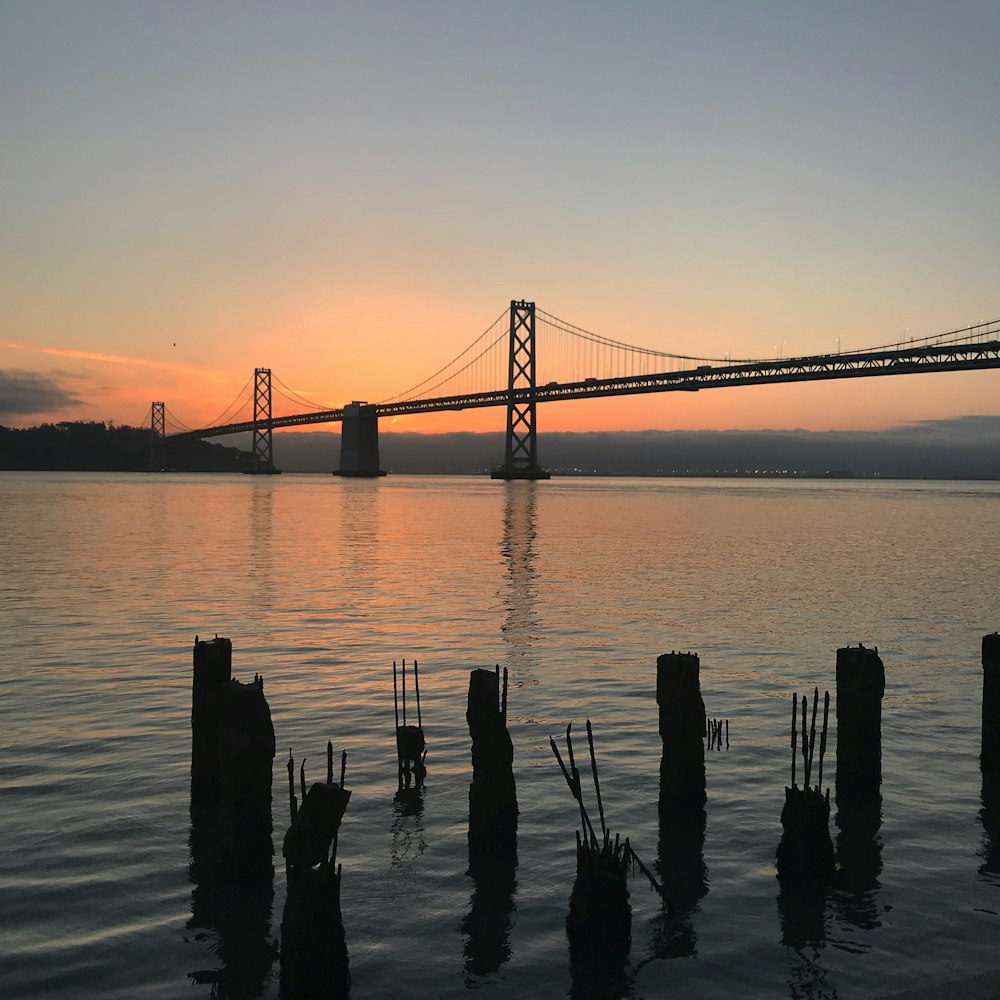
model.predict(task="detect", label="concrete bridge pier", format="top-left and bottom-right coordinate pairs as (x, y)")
top-left (333, 402), bottom-right (386, 477)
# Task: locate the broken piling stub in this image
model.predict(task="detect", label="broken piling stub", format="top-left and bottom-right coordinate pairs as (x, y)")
top-left (393, 659), bottom-right (427, 790)
top-left (836, 644), bottom-right (885, 802)
top-left (776, 688), bottom-right (835, 885)
top-left (467, 665), bottom-right (518, 850)
top-left (190, 635), bottom-right (275, 873)
top-left (657, 651), bottom-right (707, 821)
top-left (280, 746), bottom-right (352, 999)
top-left (551, 721), bottom-right (672, 949)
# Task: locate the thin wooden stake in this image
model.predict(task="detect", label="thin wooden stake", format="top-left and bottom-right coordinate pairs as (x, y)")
top-left (340, 749), bottom-right (347, 788)
top-left (287, 748), bottom-right (298, 820)
top-left (807, 686), bottom-right (819, 786)
top-left (791, 693), bottom-right (798, 787)
top-left (800, 694), bottom-right (809, 784)
top-left (586, 719), bottom-right (607, 840)
top-left (817, 690), bottom-right (830, 790)
top-left (327, 740), bottom-right (333, 784)
top-left (393, 660), bottom-right (400, 729)
top-left (401, 659), bottom-right (407, 726)
top-left (414, 659), bottom-right (422, 729)
top-left (626, 843), bottom-right (675, 912)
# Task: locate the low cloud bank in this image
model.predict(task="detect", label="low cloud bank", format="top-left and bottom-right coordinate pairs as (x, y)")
top-left (267, 415), bottom-right (1000, 478)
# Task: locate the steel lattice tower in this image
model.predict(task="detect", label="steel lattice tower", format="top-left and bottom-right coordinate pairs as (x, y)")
top-left (491, 300), bottom-right (550, 480)
top-left (252, 368), bottom-right (275, 470)
top-left (149, 401), bottom-right (166, 471)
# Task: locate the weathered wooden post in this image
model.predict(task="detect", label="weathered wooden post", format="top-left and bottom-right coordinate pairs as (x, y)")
top-left (776, 689), bottom-right (835, 886)
top-left (394, 659), bottom-right (427, 790)
top-left (657, 651), bottom-right (707, 821)
top-left (551, 722), bottom-right (671, 955)
top-left (982, 633), bottom-right (1000, 772)
top-left (190, 636), bottom-right (275, 873)
top-left (191, 634), bottom-right (233, 803)
top-left (467, 666), bottom-right (518, 849)
top-left (980, 633), bottom-right (1000, 877)
top-left (280, 749), bottom-right (352, 999)
top-left (836, 644), bottom-right (885, 802)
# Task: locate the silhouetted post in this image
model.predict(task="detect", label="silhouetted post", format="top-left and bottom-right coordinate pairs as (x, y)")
top-left (280, 750), bottom-right (352, 999)
top-left (467, 667), bottom-right (518, 849)
top-left (777, 689), bottom-right (835, 886)
top-left (189, 636), bottom-right (275, 874)
top-left (656, 651), bottom-right (707, 821)
top-left (982, 634), bottom-right (1000, 772)
top-left (551, 723), bottom-right (670, 964)
top-left (215, 674), bottom-right (276, 872)
top-left (394, 659), bottom-right (427, 790)
top-left (191, 635), bottom-right (233, 803)
top-left (836, 644), bottom-right (885, 802)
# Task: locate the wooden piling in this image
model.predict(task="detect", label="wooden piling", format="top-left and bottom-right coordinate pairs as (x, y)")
top-left (280, 744), bottom-right (352, 999)
top-left (777, 689), bottom-right (835, 885)
top-left (189, 636), bottom-right (275, 874)
top-left (394, 659), bottom-right (427, 790)
top-left (836, 644), bottom-right (885, 802)
top-left (656, 651), bottom-right (707, 821)
top-left (467, 666), bottom-right (518, 849)
top-left (982, 633), bottom-right (1000, 772)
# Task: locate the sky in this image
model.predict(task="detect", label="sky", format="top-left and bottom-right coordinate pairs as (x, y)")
top-left (2, 1), bottom-right (999, 435)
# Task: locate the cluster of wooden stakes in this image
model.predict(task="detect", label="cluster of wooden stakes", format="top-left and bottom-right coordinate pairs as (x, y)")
top-left (193, 635), bottom-right (957, 997)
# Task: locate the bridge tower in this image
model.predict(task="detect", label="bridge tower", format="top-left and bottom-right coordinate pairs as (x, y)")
top-left (333, 402), bottom-right (386, 477)
top-left (149, 401), bottom-right (166, 471)
top-left (491, 300), bottom-right (550, 481)
top-left (248, 368), bottom-right (281, 475)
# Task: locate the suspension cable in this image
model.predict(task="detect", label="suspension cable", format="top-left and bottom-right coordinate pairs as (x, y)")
top-left (272, 373), bottom-right (338, 411)
top-left (195, 376), bottom-right (253, 429)
top-left (378, 308), bottom-right (510, 403)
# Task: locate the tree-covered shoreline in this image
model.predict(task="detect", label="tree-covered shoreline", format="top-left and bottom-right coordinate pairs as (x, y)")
top-left (0, 421), bottom-right (254, 472)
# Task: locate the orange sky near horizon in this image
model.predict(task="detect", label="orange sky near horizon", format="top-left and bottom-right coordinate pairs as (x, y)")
top-left (2, 4), bottom-right (998, 436)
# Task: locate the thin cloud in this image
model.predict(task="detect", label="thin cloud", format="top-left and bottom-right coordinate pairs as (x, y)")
top-left (0, 340), bottom-right (229, 377)
top-left (0, 369), bottom-right (84, 418)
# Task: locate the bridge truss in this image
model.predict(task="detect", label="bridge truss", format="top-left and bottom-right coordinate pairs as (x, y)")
top-left (158, 305), bottom-right (1000, 474)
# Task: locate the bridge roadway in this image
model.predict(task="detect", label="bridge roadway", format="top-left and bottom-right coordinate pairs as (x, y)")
top-left (166, 337), bottom-right (1000, 443)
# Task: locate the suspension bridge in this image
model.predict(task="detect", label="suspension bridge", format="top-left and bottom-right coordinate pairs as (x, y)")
top-left (149, 301), bottom-right (1000, 478)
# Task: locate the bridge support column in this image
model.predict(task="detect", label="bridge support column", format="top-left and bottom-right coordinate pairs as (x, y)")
top-left (246, 368), bottom-right (281, 475)
top-left (333, 402), bottom-right (386, 477)
top-left (149, 401), bottom-right (166, 471)
top-left (492, 300), bottom-right (550, 481)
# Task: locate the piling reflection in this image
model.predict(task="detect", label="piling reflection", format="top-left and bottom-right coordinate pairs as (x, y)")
top-left (461, 841), bottom-right (518, 982)
top-left (568, 928), bottom-right (632, 1000)
top-left (776, 881), bottom-right (835, 999)
top-left (186, 821), bottom-right (277, 998)
top-left (391, 788), bottom-right (427, 871)
top-left (833, 794), bottom-right (884, 931)
top-left (500, 483), bottom-right (539, 682)
top-left (783, 940), bottom-right (837, 1000)
top-left (979, 769), bottom-right (1000, 879)
top-left (650, 814), bottom-right (708, 959)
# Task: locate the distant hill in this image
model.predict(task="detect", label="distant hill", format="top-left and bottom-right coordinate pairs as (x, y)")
top-left (0, 421), bottom-right (254, 472)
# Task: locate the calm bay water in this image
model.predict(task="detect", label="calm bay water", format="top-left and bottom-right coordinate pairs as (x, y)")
top-left (2, 471), bottom-right (1000, 999)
